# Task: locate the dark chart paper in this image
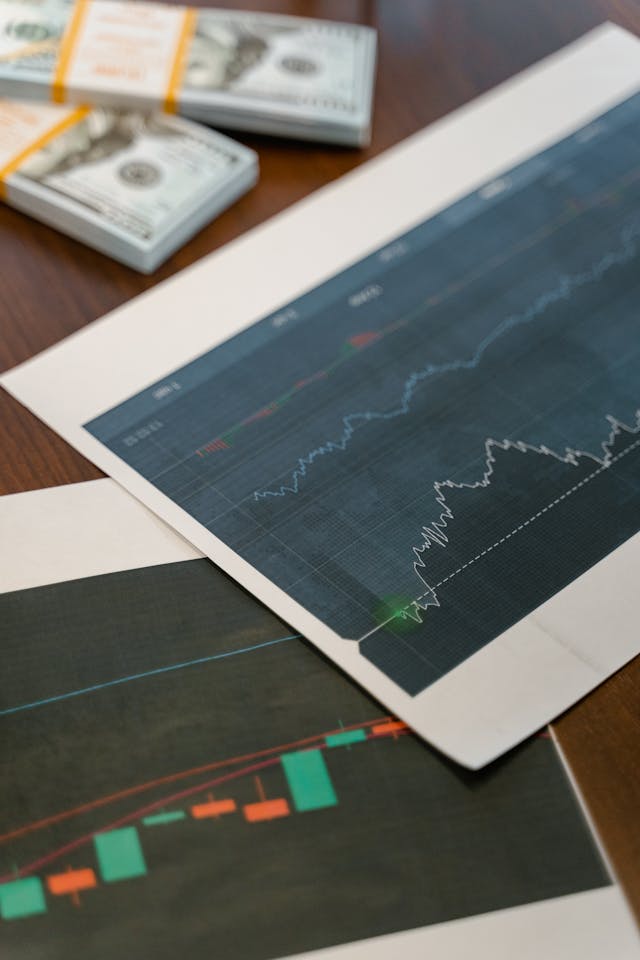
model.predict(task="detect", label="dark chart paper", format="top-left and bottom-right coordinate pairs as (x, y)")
top-left (1, 559), bottom-right (607, 959)
top-left (88, 94), bottom-right (640, 695)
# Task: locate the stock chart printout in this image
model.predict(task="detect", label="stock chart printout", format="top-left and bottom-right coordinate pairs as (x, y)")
top-left (0, 484), bottom-right (615, 959)
top-left (87, 93), bottom-right (640, 699)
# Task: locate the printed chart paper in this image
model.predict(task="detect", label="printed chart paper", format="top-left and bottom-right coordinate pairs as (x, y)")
top-left (0, 479), bottom-right (638, 959)
top-left (3, 25), bottom-right (640, 768)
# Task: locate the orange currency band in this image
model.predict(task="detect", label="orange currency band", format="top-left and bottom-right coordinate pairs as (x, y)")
top-left (0, 106), bottom-right (91, 201)
top-left (164, 6), bottom-right (198, 114)
top-left (51, 0), bottom-right (92, 104)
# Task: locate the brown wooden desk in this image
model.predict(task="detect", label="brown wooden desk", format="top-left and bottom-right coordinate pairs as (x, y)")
top-left (2, 0), bottom-right (639, 923)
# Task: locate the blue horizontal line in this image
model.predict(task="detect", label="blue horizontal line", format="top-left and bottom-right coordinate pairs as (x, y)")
top-left (0, 634), bottom-right (300, 717)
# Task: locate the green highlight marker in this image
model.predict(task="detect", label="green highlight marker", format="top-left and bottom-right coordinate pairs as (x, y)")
top-left (373, 595), bottom-right (422, 633)
top-left (94, 827), bottom-right (147, 883)
top-left (281, 749), bottom-right (338, 812)
top-left (0, 876), bottom-right (46, 920)
top-left (325, 729), bottom-right (367, 748)
top-left (142, 811), bottom-right (186, 827)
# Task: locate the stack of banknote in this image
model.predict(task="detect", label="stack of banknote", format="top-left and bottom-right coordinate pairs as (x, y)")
top-left (0, 99), bottom-right (258, 271)
top-left (0, 1), bottom-right (377, 268)
top-left (0, 0), bottom-right (378, 146)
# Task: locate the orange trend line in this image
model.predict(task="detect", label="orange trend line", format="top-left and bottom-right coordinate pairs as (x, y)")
top-left (0, 716), bottom-right (390, 846)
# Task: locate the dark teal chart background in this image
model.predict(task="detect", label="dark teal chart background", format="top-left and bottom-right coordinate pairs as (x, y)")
top-left (88, 94), bottom-right (640, 695)
top-left (1, 558), bottom-right (608, 959)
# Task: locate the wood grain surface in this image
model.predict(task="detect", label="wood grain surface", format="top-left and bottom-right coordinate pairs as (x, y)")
top-left (1, 0), bottom-right (639, 925)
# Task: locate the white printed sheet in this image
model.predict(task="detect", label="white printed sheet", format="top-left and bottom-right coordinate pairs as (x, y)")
top-left (3, 25), bottom-right (640, 769)
top-left (0, 479), bottom-right (638, 959)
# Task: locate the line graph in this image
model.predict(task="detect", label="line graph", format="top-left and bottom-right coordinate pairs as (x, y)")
top-left (0, 717), bottom-right (404, 889)
top-left (191, 194), bottom-right (595, 465)
top-left (194, 319), bottom-right (406, 458)
top-left (1, 547), bottom-right (609, 954)
top-left (368, 412), bottom-right (640, 632)
top-left (0, 632), bottom-right (299, 717)
top-left (88, 92), bottom-right (640, 698)
top-left (253, 217), bottom-right (640, 501)
top-left (0, 717), bottom-right (389, 847)
top-left (189, 170), bottom-right (639, 482)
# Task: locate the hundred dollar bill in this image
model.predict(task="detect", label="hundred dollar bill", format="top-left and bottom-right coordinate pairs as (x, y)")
top-left (0, 99), bottom-right (258, 271)
top-left (0, 0), bottom-right (377, 145)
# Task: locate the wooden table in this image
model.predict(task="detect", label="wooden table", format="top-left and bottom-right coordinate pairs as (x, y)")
top-left (2, 0), bottom-right (639, 923)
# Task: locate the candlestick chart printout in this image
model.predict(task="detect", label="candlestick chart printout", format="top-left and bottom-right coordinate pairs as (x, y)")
top-left (1, 556), bottom-right (608, 958)
top-left (87, 93), bottom-right (640, 697)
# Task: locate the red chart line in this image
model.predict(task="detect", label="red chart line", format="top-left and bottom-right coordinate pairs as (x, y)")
top-left (1, 719), bottom-right (404, 883)
top-left (0, 717), bottom-right (390, 847)
top-left (1, 755), bottom-right (285, 884)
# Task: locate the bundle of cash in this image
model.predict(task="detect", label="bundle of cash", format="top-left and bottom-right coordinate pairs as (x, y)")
top-left (0, 0), bottom-right (377, 146)
top-left (0, 98), bottom-right (258, 271)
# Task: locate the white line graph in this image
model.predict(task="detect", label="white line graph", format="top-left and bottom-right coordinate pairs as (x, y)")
top-left (254, 219), bottom-right (640, 502)
top-left (358, 411), bottom-right (640, 639)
